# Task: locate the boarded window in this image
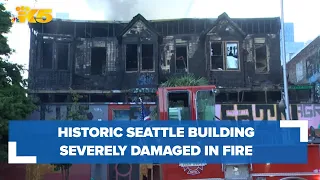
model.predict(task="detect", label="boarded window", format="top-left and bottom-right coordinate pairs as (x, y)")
top-left (126, 44), bottom-right (138, 71)
top-left (175, 46), bottom-right (188, 72)
top-left (141, 44), bottom-right (154, 71)
top-left (254, 38), bottom-right (268, 73)
top-left (91, 47), bottom-right (106, 75)
top-left (210, 42), bottom-right (223, 70)
top-left (42, 42), bottom-right (53, 69)
top-left (57, 43), bottom-right (69, 70)
top-left (225, 42), bottom-right (239, 70)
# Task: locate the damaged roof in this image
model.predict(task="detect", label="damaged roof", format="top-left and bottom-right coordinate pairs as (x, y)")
top-left (29, 12), bottom-right (281, 37)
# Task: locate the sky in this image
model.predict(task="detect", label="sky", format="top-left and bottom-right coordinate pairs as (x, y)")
top-left (2, 0), bottom-right (320, 77)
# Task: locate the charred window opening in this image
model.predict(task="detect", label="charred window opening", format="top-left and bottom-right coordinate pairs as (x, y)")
top-left (54, 94), bottom-right (68, 102)
top-left (254, 38), bottom-right (268, 73)
top-left (168, 91), bottom-right (191, 120)
top-left (289, 89), bottom-right (311, 103)
top-left (228, 93), bottom-right (238, 102)
top-left (210, 42), bottom-right (223, 70)
top-left (41, 42), bottom-right (53, 69)
top-left (90, 94), bottom-right (109, 102)
top-left (289, 90), bottom-right (298, 102)
top-left (57, 43), bottom-right (69, 70)
top-left (215, 93), bottom-right (227, 103)
top-left (242, 91), bottom-right (265, 103)
top-left (225, 42), bottom-right (239, 70)
top-left (141, 44), bottom-right (154, 71)
top-left (90, 94), bottom-right (121, 102)
top-left (175, 46), bottom-right (188, 73)
top-left (267, 91), bottom-right (281, 103)
top-left (91, 47), bottom-right (106, 75)
top-left (298, 90), bottom-right (311, 102)
top-left (126, 44), bottom-right (138, 72)
top-left (91, 94), bottom-right (122, 102)
top-left (38, 93), bottom-right (50, 103)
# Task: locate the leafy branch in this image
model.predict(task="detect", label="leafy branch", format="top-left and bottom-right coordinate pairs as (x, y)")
top-left (51, 91), bottom-right (89, 180)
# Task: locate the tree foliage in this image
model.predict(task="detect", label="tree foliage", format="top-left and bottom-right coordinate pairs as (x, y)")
top-left (0, 4), bottom-right (12, 55)
top-left (51, 91), bottom-right (90, 180)
top-left (66, 91), bottom-right (89, 120)
top-left (160, 74), bottom-right (209, 87)
top-left (0, 3), bottom-right (37, 161)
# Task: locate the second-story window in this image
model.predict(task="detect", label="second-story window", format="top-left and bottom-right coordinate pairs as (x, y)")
top-left (91, 47), bottom-right (106, 75)
top-left (210, 41), bottom-right (239, 71)
top-left (125, 44), bottom-right (155, 72)
top-left (57, 43), bottom-right (69, 70)
top-left (141, 44), bottom-right (154, 71)
top-left (126, 44), bottom-right (138, 72)
top-left (254, 38), bottom-right (269, 73)
top-left (41, 41), bottom-right (53, 69)
top-left (175, 46), bottom-right (188, 73)
top-left (40, 42), bottom-right (70, 70)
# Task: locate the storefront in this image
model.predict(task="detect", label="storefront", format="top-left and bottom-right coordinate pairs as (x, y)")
top-left (161, 145), bottom-right (320, 180)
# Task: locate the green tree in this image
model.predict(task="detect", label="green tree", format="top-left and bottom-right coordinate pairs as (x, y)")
top-left (66, 91), bottom-right (89, 120)
top-left (52, 91), bottom-right (89, 180)
top-left (160, 74), bottom-right (208, 87)
top-left (0, 3), bottom-right (37, 161)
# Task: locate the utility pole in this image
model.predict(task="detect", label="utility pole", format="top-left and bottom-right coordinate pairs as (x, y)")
top-left (280, 0), bottom-right (291, 120)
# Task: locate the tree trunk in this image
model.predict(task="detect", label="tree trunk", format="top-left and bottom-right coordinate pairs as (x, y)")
top-left (61, 168), bottom-right (65, 180)
top-left (65, 168), bottom-right (70, 180)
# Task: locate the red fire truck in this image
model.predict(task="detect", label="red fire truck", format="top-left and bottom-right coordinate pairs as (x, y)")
top-left (157, 85), bottom-right (320, 180)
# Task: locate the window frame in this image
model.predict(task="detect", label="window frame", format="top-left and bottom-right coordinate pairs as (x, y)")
top-left (175, 44), bottom-right (189, 73)
top-left (141, 43), bottom-right (155, 72)
top-left (125, 43), bottom-right (155, 73)
top-left (166, 90), bottom-right (191, 121)
top-left (39, 41), bottom-right (70, 71)
top-left (225, 41), bottom-right (240, 71)
top-left (56, 43), bottom-right (70, 71)
top-left (254, 38), bottom-right (269, 74)
top-left (125, 43), bottom-right (139, 73)
top-left (195, 90), bottom-right (216, 121)
top-left (209, 41), bottom-right (240, 71)
top-left (112, 109), bottom-right (131, 121)
top-left (90, 46), bottom-right (107, 75)
top-left (209, 41), bottom-right (224, 70)
top-left (40, 40), bottom-right (54, 70)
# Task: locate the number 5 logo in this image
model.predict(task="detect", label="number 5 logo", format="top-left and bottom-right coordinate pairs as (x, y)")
top-left (27, 9), bottom-right (53, 23)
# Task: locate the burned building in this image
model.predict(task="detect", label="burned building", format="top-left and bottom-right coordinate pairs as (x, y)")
top-left (28, 12), bottom-right (286, 104)
top-left (287, 36), bottom-right (320, 85)
top-left (286, 36), bottom-right (320, 102)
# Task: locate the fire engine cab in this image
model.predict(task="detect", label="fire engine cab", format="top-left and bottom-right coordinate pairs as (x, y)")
top-left (157, 85), bottom-right (320, 180)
